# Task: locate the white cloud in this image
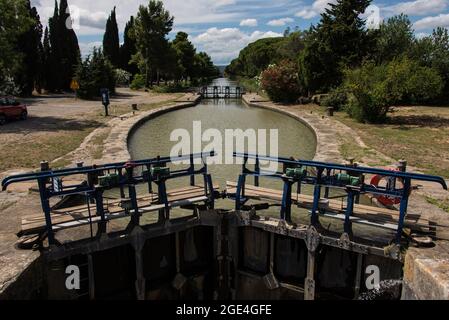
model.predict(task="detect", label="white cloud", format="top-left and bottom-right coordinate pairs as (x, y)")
top-left (240, 19), bottom-right (258, 27)
top-left (193, 27), bottom-right (282, 64)
top-left (296, 0), bottom-right (337, 20)
top-left (78, 41), bottom-right (103, 57)
top-left (414, 13), bottom-right (449, 30)
top-left (267, 17), bottom-right (294, 26)
top-left (383, 0), bottom-right (448, 17)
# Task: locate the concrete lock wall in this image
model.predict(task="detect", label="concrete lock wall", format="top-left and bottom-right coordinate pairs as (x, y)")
top-left (0, 210), bottom-right (406, 300)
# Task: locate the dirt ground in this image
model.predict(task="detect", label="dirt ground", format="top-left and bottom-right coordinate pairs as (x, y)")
top-left (0, 88), bottom-right (182, 176)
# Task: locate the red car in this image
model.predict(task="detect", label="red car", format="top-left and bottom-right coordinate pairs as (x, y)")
top-left (0, 97), bottom-right (28, 125)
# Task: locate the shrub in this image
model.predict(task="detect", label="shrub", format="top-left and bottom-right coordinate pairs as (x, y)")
top-left (260, 60), bottom-right (302, 103)
top-left (152, 83), bottom-right (186, 93)
top-left (115, 69), bottom-right (132, 87)
top-left (130, 74), bottom-right (146, 90)
top-left (343, 58), bottom-right (443, 123)
top-left (322, 88), bottom-right (348, 110)
top-left (75, 48), bottom-right (116, 99)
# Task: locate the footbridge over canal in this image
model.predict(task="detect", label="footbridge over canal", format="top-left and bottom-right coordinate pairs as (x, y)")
top-left (199, 86), bottom-right (246, 99)
top-left (1, 152), bottom-right (447, 300)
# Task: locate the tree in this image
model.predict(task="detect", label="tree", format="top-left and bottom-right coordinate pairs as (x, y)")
top-left (413, 27), bottom-right (449, 102)
top-left (103, 7), bottom-right (120, 67)
top-left (15, 1), bottom-right (43, 96)
top-left (0, 0), bottom-right (33, 95)
top-left (225, 37), bottom-right (284, 78)
top-left (47, 0), bottom-right (80, 92)
top-left (132, 0), bottom-right (174, 86)
top-left (373, 14), bottom-right (414, 63)
top-left (172, 32), bottom-right (196, 82)
top-left (260, 60), bottom-right (303, 103)
top-left (194, 52), bottom-right (219, 83)
top-left (120, 16), bottom-right (138, 75)
top-left (298, 0), bottom-right (373, 94)
top-left (75, 48), bottom-right (116, 99)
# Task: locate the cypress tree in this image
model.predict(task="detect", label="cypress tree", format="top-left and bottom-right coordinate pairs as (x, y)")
top-left (103, 7), bottom-right (120, 67)
top-left (42, 27), bottom-right (52, 91)
top-left (120, 16), bottom-right (138, 75)
top-left (48, 0), bottom-right (61, 91)
top-left (15, 1), bottom-right (43, 96)
top-left (58, 0), bottom-right (80, 90)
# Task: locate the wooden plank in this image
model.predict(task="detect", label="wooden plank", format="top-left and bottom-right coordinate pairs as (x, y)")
top-left (20, 185), bottom-right (216, 235)
top-left (226, 181), bottom-right (424, 227)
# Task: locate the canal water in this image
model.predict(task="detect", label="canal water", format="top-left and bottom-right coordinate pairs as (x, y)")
top-left (127, 78), bottom-right (316, 222)
top-left (127, 78), bottom-right (392, 240)
top-left (129, 78), bottom-right (316, 191)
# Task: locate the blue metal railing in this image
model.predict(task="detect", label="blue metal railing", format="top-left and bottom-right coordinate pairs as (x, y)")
top-left (231, 152), bottom-right (447, 243)
top-left (2, 152), bottom-right (217, 245)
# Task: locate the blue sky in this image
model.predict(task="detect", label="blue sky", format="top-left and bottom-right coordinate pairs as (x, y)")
top-left (31, 0), bottom-right (449, 65)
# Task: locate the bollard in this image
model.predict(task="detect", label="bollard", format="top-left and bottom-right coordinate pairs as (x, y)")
top-left (327, 107), bottom-right (334, 117)
top-left (398, 160), bottom-right (407, 172)
top-left (40, 161), bottom-right (49, 172)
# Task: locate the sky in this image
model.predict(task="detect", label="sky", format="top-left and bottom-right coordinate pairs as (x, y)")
top-left (30, 0), bottom-right (449, 65)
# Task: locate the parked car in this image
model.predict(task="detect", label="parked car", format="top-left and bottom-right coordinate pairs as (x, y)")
top-left (0, 97), bottom-right (28, 125)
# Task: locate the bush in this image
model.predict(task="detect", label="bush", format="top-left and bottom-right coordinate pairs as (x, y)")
top-left (260, 60), bottom-right (302, 103)
top-left (152, 83), bottom-right (186, 93)
top-left (76, 49), bottom-right (116, 99)
top-left (322, 88), bottom-right (348, 110)
top-left (130, 74), bottom-right (146, 90)
top-left (343, 58), bottom-right (443, 123)
top-left (115, 69), bottom-right (132, 87)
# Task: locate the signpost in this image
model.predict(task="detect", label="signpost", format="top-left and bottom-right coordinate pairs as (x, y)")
top-left (70, 79), bottom-right (79, 98)
top-left (100, 88), bottom-right (110, 116)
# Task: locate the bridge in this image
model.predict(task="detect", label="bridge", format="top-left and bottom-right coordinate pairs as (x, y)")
top-left (199, 86), bottom-right (246, 99)
top-left (2, 152), bottom-right (447, 299)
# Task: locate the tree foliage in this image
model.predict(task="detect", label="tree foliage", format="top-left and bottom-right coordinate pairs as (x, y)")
top-left (103, 7), bottom-right (120, 67)
top-left (260, 60), bottom-right (302, 103)
top-left (132, 0), bottom-right (174, 86)
top-left (75, 48), bottom-right (116, 99)
top-left (298, 0), bottom-right (373, 93)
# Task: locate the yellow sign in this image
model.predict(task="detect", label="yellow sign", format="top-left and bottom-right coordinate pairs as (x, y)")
top-left (70, 79), bottom-right (79, 91)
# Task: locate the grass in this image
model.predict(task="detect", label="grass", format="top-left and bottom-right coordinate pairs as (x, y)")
top-left (330, 106), bottom-right (449, 178)
top-left (105, 94), bottom-right (183, 117)
top-left (0, 93), bottom-right (184, 172)
top-left (1, 126), bottom-right (99, 171)
top-left (425, 196), bottom-right (449, 214)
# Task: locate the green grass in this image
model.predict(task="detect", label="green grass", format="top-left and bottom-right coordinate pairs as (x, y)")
top-left (425, 196), bottom-right (449, 214)
top-left (332, 106), bottom-right (449, 178)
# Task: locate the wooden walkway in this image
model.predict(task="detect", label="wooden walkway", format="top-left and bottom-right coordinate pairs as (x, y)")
top-left (226, 181), bottom-right (430, 232)
top-left (20, 185), bottom-right (218, 236)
